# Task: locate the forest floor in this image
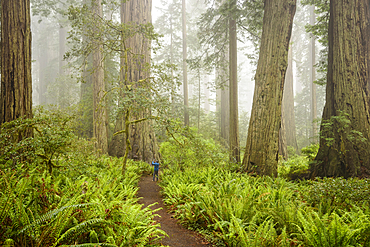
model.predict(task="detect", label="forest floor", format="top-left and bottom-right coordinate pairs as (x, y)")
top-left (137, 174), bottom-right (213, 247)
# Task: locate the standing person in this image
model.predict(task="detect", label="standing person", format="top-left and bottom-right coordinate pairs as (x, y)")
top-left (151, 160), bottom-right (160, 181)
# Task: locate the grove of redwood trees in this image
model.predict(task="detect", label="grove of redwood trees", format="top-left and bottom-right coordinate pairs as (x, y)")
top-left (0, 0), bottom-right (33, 133)
top-left (243, 0), bottom-right (296, 177)
top-left (311, 0), bottom-right (370, 178)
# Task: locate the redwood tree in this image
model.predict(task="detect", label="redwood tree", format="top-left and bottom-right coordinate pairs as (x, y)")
top-left (1, 0), bottom-right (33, 133)
top-left (109, 0), bottom-right (157, 162)
top-left (312, 0), bottom-right (370, 178)
top-left (229, 0), bottom-right (239, 163)
top-left (92, 0), bottom-right (108, 154)
top-left (243, 0), bottom-right (296, 176)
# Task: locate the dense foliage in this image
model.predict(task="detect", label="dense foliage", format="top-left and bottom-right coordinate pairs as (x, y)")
top-left (0, 109), bottom-right (166, 246)
top-left (159, 140), bottom-right (370, 246)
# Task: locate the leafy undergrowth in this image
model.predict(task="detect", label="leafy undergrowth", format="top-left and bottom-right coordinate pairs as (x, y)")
top-left (159, 136), bottom-right (370, 247)
top-left (0, 108), bottom-right (166, 246)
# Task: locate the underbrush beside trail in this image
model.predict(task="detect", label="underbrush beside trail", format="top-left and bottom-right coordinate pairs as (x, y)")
top-left (0, 108), bottom-right (166, 246)
top-left (160, 166), bottom-right (370, 247)
top-left (159, 136), bottom-right (370, 247)
top-left (0, 156), bottom-right (167, 247)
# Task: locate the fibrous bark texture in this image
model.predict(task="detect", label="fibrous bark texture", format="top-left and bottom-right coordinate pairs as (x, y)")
top-left (229, 13), bottom-right (239, 163)
top-left (92, 0), bottom-right (108, 154)
top-left (182, 0), bottom-right (189, 126)
top-left (243, 0), bottom-right (296, 176)
top-left (109, 0), bottom-right (157, 162)
top-left (1, 0), bottom-right (33, 131)
top-left (312, 0), bottom-right (370, 178)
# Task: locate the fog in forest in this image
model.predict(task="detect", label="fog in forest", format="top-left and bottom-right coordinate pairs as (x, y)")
top-left (4, 1), bottom-right (370, 245)
top-left (29, 0), bottom-right (324, 156)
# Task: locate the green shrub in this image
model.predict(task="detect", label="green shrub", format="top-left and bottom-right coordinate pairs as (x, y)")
top-left (295, 209), bottom-right (370, 246)
top-left (0, 107), bottom-right (83, 174)
top-left (160, 163), bottom-right (370, 246)
top-left (0, 108), bottom-right (166, 246)
top-left (0, 157), bottom-right (166, 246)
top-left (301, 143), bottom-right (319, 161)
top-left (278, 143), bottom-right (320, 181)
top-left (160, 166), bottom-right (304, 246)
top-left (278, 155), bottom-right (309, 180)
top-left (160, 128), bottom-right (229, 170)
top-left (302, 177), bottom-right (370, 213)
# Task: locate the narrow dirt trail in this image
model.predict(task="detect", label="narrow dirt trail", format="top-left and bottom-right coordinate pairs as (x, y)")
top-left (137, 175), bottom-right (212, 247)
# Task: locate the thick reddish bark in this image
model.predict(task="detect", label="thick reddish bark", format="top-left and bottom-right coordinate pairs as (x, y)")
top-left (243, 0), bottom-right (296, 176)
top-left (312, 0), bottom-right (370, 178)
top-left (1, 0), bottom-right (33, 132)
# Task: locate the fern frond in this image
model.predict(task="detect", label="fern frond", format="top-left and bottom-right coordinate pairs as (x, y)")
top-left (59, 243), bottom-right (118, 247)
top-left (53, 218), bottom-right (110, 247)
top-left (19, 203), bottom-right (95, 234)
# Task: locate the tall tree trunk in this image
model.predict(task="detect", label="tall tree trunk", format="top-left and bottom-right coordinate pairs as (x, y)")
top-left (203, 75), bottom-right (210, 113)
top-left (220, 55), bottom-right (230, 146)
top-left (39, 24), bottom-right (49, 105)
top-left (219, 3), bottom-right (229, 146)
top-left (58, 3), bottom-right (67, 108)
top-left (182, 0), bottom-right (189, 126)
top-left (310, 5), bottom-right (317, 142)
top-left (216, 87), bottom-right (221, 134)
top-left (108, 1), bottom-right (126, 158)
top-left (229, 4), bottom-right (239, 163)
top-left (78, 0), bottom-right (93, 139)
top-left (170, 3), bottom-right (175, 107)
top-left (109, 0), bottom-right (157, 162)
top-left (1, 0), bottom-right (33, 134)
top-left (243, 0), bottom-right (296, 177)
top-left (281, 43), bottom-right (298, 155)
top-left (92, 0), bottom-right (108, 154)
top-left (312, 0), bottom-right (370, 178)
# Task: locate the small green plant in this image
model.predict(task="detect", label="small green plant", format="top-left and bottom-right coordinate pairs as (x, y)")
top-left (0, 106), bottom-right (80, 173)
top-left (0, 108), bottom-right (166, 246)
top-left (160, 127), bottom-right (229, 170)
top-left (320, 110), bottom-right (367, 153)
top-left (302, 177), bottom-right (370, 213)
top-left (278, 155), bottom-right (309, 181)
top-left (301, 143), bottom-right (319, 161)
top-left (295, 209), bottom-right (370, 246)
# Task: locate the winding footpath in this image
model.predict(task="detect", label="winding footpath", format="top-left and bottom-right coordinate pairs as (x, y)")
top-left (137, 175), bottom-right (212, 247)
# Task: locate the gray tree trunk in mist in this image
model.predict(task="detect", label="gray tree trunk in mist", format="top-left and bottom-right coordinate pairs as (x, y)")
top-left (182, 0), bottom-right (189, 126)
top-left (92, 0), bottom-right (108, 154)
top-left (38, 23), bottom-right (49, 105)
top-left (0, 0), bottom-right (33, 137)
top-left (109, 0), bottom-right (157, 162)
top-left (170, 4), bottom-right (175, 106)
top-left (79, 0), bottom-right (93, 138)
top-left (220, 60), bottom-right (229, 145)
top-left (215, 0), bottom-right (229, 146)
top-left (312, 0), bottom-right (370, 178)
top-left (59, 21), bottom-right (67, 108)
top-left (203, 75), bottom-right (210, 113)
top-left (108, 2), bottom-right (126, 158)
top-left (243, 0), bottom-right (296, 177)
top-left (310, 5), bottom-right (317, 143)
top-left (229, 2), bottom-right (240, 163)
top-left (280, 43), bottom-right (298, 157)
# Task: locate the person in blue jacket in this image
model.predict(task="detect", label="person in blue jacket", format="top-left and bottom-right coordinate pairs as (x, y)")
top-left (151, 160), bottom-right (160, 181)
